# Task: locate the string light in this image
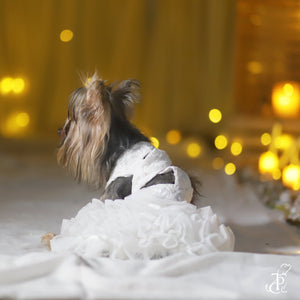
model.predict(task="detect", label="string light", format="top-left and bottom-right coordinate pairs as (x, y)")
top-left (166, 129), bottom-right (182, 145)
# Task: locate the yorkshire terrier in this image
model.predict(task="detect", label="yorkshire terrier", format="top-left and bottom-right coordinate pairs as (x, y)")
top-left (42, 73), bottom-right (199, 249)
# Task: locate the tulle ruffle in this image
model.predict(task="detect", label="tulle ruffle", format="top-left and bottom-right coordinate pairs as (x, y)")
top-left (51, 190), bottom-right (234, 259)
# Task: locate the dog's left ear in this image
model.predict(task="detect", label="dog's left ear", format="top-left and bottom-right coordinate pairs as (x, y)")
top-left (109, 80), bottom-right (141, 119)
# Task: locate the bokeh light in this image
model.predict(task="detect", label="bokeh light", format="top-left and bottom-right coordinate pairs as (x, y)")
top-left (272, 82), bottom-right (300, 118)
top-left (261, 133), bottom-right (272, 146)
top-left (258, 151), bottom-right (279, 174)
top-left (12, 78), bottom-right (25, 94)
top-left (231, 141), bottom-right (243, 156)
top-left (214, 135), bottom-right (228, 150)
top-left (212, 157), bottom-right (224, 170)
top-left (224, 163), bottom-right (236, 175)
top-left (209, 109), bottom-right (222, 123)
top-left (0, 77), bottom-right (13, 94)
top-left (247, 61), bottom-right (263, 74)
top-left (0, 77), bottom-right (26, 94)
top-left (282, 164), bottom-right (300, 190)
top-left (272, 169), bottom-right (281, 180)
top-left (274, 134), bottom-right (294, 150)
top-left (166, 129), bottom-right (182, 145)
top-left (150, 136), bottom-right (159, 148)
top-left (3, 112), bottom-right (30, 137)
top-left (60, 29), bottom-right (74, 42)
top-left (16, 112), bottom-right (30, 127)
top-left (186, 142), bottom-right (202, 158)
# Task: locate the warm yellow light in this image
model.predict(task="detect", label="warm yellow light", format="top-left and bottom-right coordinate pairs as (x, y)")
top-left (258, 151), bottom-right (279, 174)
top-left (187, 142), bottom-right (202, 158)
top-left (282, 164), bottom-right (300, 190)
top-left (215, 135), bottom-right (228, 150)
top-left (272, 82), bottom-right (300, 118)
top-left (247, 61), bottom-right (263, 74)
top-left (166, 129), bottom-right (182, 145)
top-left (272, 169), bottom-right (281, 180)
top-left (274, 134), bottom-right (294, 150)
top-left (150, 137), bottom-right (159, 148)
top-left (212, 157), bottom-right (224, 170)
top-left (224, 163), bottom-right (236, 175)
top-left (231, 142), bottom-right (243, 156)
top-left (16, 112), bottom-right (30, 127)
top-left (209, 109), bottom-right (222, 124)
top-left (60, 29), bottom-right (74, 42)
top-left (3, 112), bottom-right (30, 136)
top-left (0, 77), bottom-right (13, 94)
top-left (12, 78), bottom-right (25, 94)
top-left (261, 133), bottom-right (272, 146)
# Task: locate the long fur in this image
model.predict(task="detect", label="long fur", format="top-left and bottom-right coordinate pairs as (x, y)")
top-left (58, 73), bottom-right (201, 202)
top-left (57, 74), bottom-right (149, 192)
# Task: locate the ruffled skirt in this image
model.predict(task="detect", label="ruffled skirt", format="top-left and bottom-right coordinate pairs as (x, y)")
top-left (51, 190), bottom-right (234, 259)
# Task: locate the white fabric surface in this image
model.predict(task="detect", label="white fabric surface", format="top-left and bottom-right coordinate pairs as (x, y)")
top-left (0, 251), bottom-right (299, 299)
top-left (1, 142), bottom-right (300, 299)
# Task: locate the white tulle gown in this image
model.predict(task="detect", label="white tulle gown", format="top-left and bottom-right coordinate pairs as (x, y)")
top-left (51, 142), bottom-right (235, 259)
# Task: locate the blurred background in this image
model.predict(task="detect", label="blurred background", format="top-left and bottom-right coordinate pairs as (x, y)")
top-left (2, 0), bottom-right (300, 193)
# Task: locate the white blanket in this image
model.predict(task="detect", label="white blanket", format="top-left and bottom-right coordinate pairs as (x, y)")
top-left (0, 147), bottom-right (299, 299)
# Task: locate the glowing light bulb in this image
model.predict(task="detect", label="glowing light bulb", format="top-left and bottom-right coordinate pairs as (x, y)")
top-left (258, 151), bottom-right (279, 174)
top-left (282, 164), bottom-right (300, 190)
top-left (261, 133), bottom-right (272, 146)
top-left (209, 109), bottom-right (222, 123)
top-left (215, 135), bottom-right (228, 150)
top-left (186, 142), bottom-right (202, 158)
top-left (212, 157), bottom-right (224, 170)
top-left (150, 137), bottom-right (159, 148)
top-left (166, 130), bottom-right (182, 145)
top-left (60, 29), bottom-right (74, 42)
top-left (225, 163), bottom-right (236, 175)
top-left (231, 142), bottom-right (243, 156)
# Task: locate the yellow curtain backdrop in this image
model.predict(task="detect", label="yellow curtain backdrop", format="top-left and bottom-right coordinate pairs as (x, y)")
top-left (0, 0), bottom-right (235, 139)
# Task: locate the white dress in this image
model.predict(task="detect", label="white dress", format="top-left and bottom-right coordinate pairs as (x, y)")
top-left (51, 142), bottom-right (234, 259)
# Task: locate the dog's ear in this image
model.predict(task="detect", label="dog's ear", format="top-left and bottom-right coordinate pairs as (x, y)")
top-left (109, 80), bottom-right (141, 119)
top-left (83, 74), bottom-right (111, 121)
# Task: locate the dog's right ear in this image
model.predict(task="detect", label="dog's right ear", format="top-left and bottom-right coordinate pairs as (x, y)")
top-left (109, 80), bottom-right (141, 119)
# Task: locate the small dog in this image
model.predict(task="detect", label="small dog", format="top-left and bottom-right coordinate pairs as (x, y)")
top-left (42, 73), bottom-right (200, 249)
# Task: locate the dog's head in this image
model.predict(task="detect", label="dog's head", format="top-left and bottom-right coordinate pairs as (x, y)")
top-left (57, 73), bottom-right (141, 189)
